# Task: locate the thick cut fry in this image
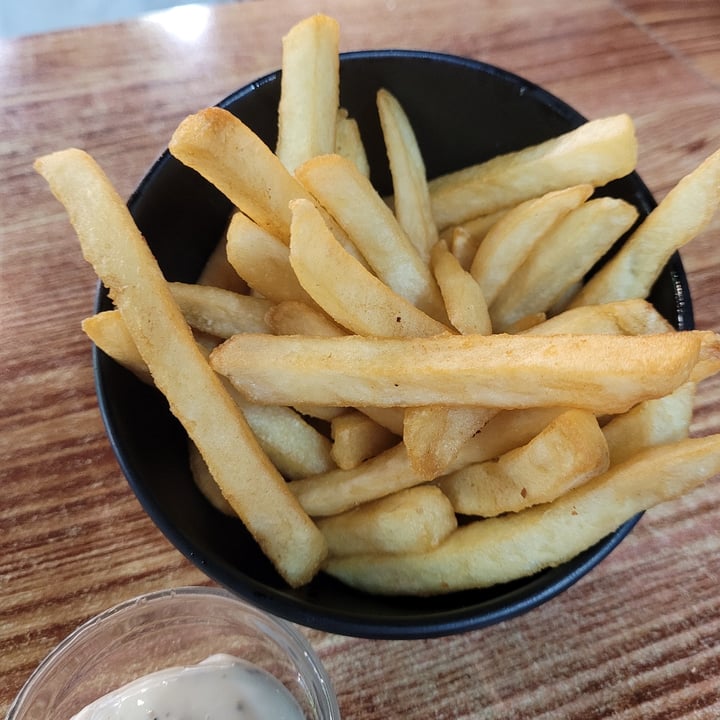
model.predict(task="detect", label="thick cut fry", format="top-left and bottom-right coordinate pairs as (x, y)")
top-left (288, 198), bottom-right (450, 337)
top-left (289, 443), bottom-right (424, 516)
top-left (168, 281), bottom-right (273, 338)
top-left (330, 410), bottom-right (398, 470)
top-left (296, 154), bottom-right (447, 320)
top-left (189, 441), bottom-right (235, 516)
top-left (489, 197), bottom-right (639, 330)
top-left (570, 147), bottom-right (720, 307)
top-left (377, 88), bottom-right (438, 262)
top-left (317, 486), bottom-right (457, 557)
top-left (36, 148), bottom-right (327, 587)
top-left (324, 434), bottom-right (720, 595)
top-left (225, 211), bottom-right (316, 305)
top-left (431, 241), bottom-right (492, 335)
top-left (276, 13), bottom-right (340, 172)
top-left (169, 107), bottom-right (308, 242)
top-left (335, 107), bottom-right (370, 177)
top-left (210, 331), bottom-right (712, 414)
top-left (437, 409), bottom-right (609, 516)
top-left (470, 185), bottom-right (593, 305)
top-left (265, 300), bottom-right (346, 338)
top-left (429, 114), bottom-right (638, 228)
top-left (602, 382), bottom-right (695, 466)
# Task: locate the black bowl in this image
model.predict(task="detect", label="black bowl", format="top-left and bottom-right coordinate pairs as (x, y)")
top-left (94, 50), bottom-right (693, 639)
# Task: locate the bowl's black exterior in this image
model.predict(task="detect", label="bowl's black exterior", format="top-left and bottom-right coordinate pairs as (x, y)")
top-left (94, 51), bottom-right (693, 639)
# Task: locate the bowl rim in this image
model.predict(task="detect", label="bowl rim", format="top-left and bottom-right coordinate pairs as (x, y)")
top-left (93, 49), bottom-right (694, 640)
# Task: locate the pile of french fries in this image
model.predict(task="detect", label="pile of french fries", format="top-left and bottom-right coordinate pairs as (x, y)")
top-left (37, 14), bottom-right (720, 596)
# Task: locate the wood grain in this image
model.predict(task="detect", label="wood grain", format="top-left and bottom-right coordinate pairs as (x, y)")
top-left (2, 1), bottom-right (720, 717)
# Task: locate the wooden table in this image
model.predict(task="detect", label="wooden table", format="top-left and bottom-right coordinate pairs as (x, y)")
top-left (2, 0), bottom-right (720, 717)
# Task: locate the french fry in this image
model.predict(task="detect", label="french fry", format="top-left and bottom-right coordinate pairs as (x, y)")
top-left (335, 107), bottom-right (370, 177)
top-left (570, 147), bottom-right (720, 307)
top-left (210, 331), bottom-right (714, 414)
top-left (330, 410), bottom-right (398, 470)
top-left (265, 300), bottom-right (346, 338)
top-left (225, 211), bottom-right (316, 305)
top-left (324, 434), bottom-right (720, 595)
top-left (36, 148), bottom-right (327, 587)
top-left (437, 409), bottom-right (609, 516)
top-left (317, 486), bottom-right (457, 557)
top-left (189, 440), bottom-right (236, 516)
top-left (377, 88), bottom-right (438, 262)
top-left (289, 443), bottom-right (423, 516)
top-left (167, 281), bottom-right (273, 338)
top-left (428, 114), bottom-right (638, 229)
top-left (470, 184), bottom-right (593, 305)
top-left (489, 197), bottom-right (639, 330)
top-left (276, 13), bottom-right (340, 172)
top-left (288, 198), bottom-right (450, 337)
top-left (431, 240), bottom-right (492, 335)
top-left (196, 235), bottom-right (248, 294)
top-left (295, 153), bottom-right (447, 320)
top-left (602, 382), bottom-right (695, 466)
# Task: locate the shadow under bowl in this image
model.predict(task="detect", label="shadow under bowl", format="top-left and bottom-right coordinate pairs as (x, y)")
top-left (94, 50), bottom-right (693, 639)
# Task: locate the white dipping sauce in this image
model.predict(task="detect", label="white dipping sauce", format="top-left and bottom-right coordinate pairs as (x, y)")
top-left (70, 654), bottom-right (305, 720)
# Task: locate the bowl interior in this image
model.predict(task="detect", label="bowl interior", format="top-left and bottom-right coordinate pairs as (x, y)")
top-left (95, 51), bottom-right (693, 639)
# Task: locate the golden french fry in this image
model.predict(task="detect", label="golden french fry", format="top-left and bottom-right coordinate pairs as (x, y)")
top-left (602, 382), bottom-right (695, 466)
top-left (288, 198), bottom-right (450, 337)
top-left (330, 410), bottom-right (398, 470)
top-left (470, 184), bottom-right (593, 305)
top-left (168, 281), bottom-right (273, 338)
top-left (276, 13), bottom-right (340, 172)
top-left (36, 148), bottom-right (327, 587)
top-left (265, 300), bottom-right (346, 338)
top-left (188, 440), bottom-right (236, 516)
top-left (430, 240), bottom-right (492, 335)
top-left (210, 331), bottom-right (713, 414)
top-left (317, 486), bottom-right (457, 557)
top-left (437, 409), bottom-right (609, 516)
top-left (295, 153), bottom-right (447, 320)
top-left (489, 197), bottom-right (639, 330)
top-left (335, 107), bottom-right (370, 177)
top-left (429, 114), bottom-right (638, 228)
top-left (377, 88), bottom-right (438, 262)
top-left (570, 147), bottom-right (720, 307)
top-left (225, 211), bottom-right (316, 305)
top-left (289, 443), bottom-right (425, 516)
top-left (324, 434), bottom-right (720, 595)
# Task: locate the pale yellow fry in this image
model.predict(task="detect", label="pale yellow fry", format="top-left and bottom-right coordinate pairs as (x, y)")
top-left (197, 235), bottom-right (248, 294)
top-left (602, 382), bottom-right (695, 466)
top-left (402, 406), bottom-right (496, 479)
top-left (296, 154), bottom-right (447, 320)
top-left (490, 197), bottom-right (639, 331)
top-left (429, 114), bottom-right (638, 229)
top-left (525, 298), bottom-right (673, 336)
top-left (330, 410), bottom-right (399, 470)
top-left (470, 184), bottom-right (593, 305)
top-left (36, 148), bottom-right (326, 587)
top-left (276, 13), bottom-right (339, 172)
top-left (438, 409), bottom-right (609, 516)
top-left (335, 107), bottom-right (370, 178)
top-left (377, 88), bottom-right (438, 262)
top-left (225, 211), bottom-right (316, 305)
top-left (168, 281), bottom-right (273, 338)
top-left (288, 198), bottom-right (450, 337)
top-left (189, 440), bottom-right (236, 517)
top-left (431, 241), bottom-right (492, 335)
top-left (325, 434), bottom-right (720, 595)
top-left (570, 147), bottom-right (720, 307)
top-left (210, 331), bottom-right (711, 414)
top-left (289, 443), bottom-right (423, 517)
top-left (265, 300), bottom-right (346, 338)
top-left (317, 486), bottom-right (457, 558)
top-left (169, 107), bottom-right (307, 242)
top-left (82, 310), bottom-right (152, 384)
